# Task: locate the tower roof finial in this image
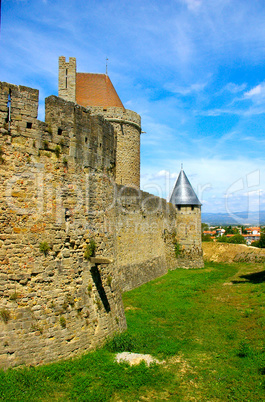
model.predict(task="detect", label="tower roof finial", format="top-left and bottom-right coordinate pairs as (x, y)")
top-left (106, 58), bottom-right (108, 75)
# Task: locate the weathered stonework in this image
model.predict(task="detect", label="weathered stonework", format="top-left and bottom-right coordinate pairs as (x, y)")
top-left (175, 205), bottom-right (203, 268)
top-left (58, 58), bottom-right (141, 189)
top-left (90, 108), bottom-right (141, 189)
top-left (0, 78), bottom-right (203, 370)
top-left (58, 56), bottom-right (76, 103)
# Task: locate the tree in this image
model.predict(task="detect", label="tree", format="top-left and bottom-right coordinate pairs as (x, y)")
top-left (216, 235), bottom-right (228, 243)
top-left (202, 234), bottom-right (213, 242)
top-left (252, 232), bottom-right (265, 248)
top-left (201, 223), bottom-right (209, 232)
top-left (227, 234), bottom-right (246, 245)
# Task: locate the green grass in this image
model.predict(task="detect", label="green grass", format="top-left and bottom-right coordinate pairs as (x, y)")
top-left (1, 261), bottom-right (265, 401)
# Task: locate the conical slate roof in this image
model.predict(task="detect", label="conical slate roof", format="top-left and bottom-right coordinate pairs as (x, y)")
top-left (170, 169), bottom-right (201, 206)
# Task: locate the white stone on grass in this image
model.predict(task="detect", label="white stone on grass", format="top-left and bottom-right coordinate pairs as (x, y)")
top-left (115, 352), bottom-right (164, 366)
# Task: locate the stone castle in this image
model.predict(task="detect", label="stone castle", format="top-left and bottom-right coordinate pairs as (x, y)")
top-left (0, 57), bottom-right (203, 369)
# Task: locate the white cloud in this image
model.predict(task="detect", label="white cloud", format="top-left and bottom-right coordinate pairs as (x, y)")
top-left (141, 157), bottom-right (265, 213)
top-left (244, 84), bottom-right (264, 98)
top-left (165, 81), bottom-right (208, 95)
top-left (223, 82), bottom-right (246, 94)
top-left (182, 0), bottom-right (202, 12)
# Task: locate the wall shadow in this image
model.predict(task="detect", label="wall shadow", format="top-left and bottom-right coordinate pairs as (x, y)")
top-left (90, 265), bottom-right (111, 312)
top-left (232, 270), bottom-right (265, 284)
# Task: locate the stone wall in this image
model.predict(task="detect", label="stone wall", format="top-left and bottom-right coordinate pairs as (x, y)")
top-left (88, 107), bottom-right (141, 189)
top-left (0, 82), bottom-right (125, 369)
top-left (0, 81), bottom-right (202, 369)
top-left (114, 187), bottom-right (177, 291)
top-left (175, 205), bottom-right (204, 268)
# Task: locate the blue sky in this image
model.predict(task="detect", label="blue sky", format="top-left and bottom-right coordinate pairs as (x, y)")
top-left (1, 0), bottom-right (265, 215)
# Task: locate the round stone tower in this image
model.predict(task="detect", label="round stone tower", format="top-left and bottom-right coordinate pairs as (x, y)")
top-left (58, 57), bottom-right (141, 188)
top-left (170, 168), bottom-right (204, 268)
top-left (92, 107), bottom-right (141, 188)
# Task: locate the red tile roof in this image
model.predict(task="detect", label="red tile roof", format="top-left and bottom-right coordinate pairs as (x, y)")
top-left (76, 73), bottom-right (125, 109)
top-left (246, 227), bottom-right (260, 231)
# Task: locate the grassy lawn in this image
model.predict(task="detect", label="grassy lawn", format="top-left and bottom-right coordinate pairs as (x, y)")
top-left (1, 261), bottom-right (265, 401)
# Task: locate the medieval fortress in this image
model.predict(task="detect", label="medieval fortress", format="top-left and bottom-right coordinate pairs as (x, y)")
top-left (0, 57), bottom-right (203, 369)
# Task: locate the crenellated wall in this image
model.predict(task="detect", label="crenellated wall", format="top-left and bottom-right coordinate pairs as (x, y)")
top-left (0, 81), bottom-right (203, 369)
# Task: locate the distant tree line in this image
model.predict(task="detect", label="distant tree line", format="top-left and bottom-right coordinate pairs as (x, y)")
top-left (216, 234), bottom-right (246, 244)
top-left (252, 231), bottom-right (265, 248)
top-left (201, 222), bottom-right (265, 248)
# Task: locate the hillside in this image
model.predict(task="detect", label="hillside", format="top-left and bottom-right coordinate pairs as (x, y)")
top-left (203, 241), bottom-right (265, 263)
top-left (201, 210), bottom-right (265, 226)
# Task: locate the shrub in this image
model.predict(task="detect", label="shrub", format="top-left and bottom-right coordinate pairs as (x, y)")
top-left (60, 316), bottom-right (66, 328)
top-left (227, 234), bottom-right (246, 244)
top-left (174, 241), bottom-right (181, 257)
top-left (95, 297), bottom-right (102, 310)
top-left (216, 236), bottom-right (228, 243)
top-left (105, 332), bottom-right (136, 352)
top-left (202, 234), bottom-right (213, 242)
top-left (87, 283), bottom-right (93, 296)
top-left (252, 233), bottom-right (265, 248)
top-left (39, 241), bottom-right (51, 256)
top-left (84, 239), bottom-right (96, 259)
top-left (46, 125), bottom-right (52, 135)
top-left (9, 292), bottom-right (18, 301)
top-left (0, 309), bottom-right (10, 324)
top-left (55, 145), bottom-right (61, 158)
top-left (107, 276), bottom-right (112, 286)
top-left (0, 146), bottom-right (4, 164)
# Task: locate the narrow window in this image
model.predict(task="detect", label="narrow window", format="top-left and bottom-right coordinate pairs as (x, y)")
top-left (65, 68), bottom-right (68, 89)
top-left (85, 137), bottom-right (88, 143)
top-left (58, 128), bottom-right (62, 135)
top-left (26, 122), bottom-right (32, 129)
top-left (191, 206), bottom-right (194, 211)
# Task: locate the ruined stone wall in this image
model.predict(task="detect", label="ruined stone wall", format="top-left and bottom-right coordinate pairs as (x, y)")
top-left (175, 205), bottom-right (204, 268)
top-left (0, 82), bottom-right (125, 369)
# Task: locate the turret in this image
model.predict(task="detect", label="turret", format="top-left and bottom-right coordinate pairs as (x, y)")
top-left (170, 168), bottom-right (204, 268)
top-left (58, 57), bottom-right (141, 188)
top-left (58, 56), bottom-right (76, 103)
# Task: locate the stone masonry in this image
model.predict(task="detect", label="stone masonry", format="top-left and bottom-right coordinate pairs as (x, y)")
top-left (0, 75), bottom-right (203, 369)
top-left (58, 57), bottom-right (141, 189)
